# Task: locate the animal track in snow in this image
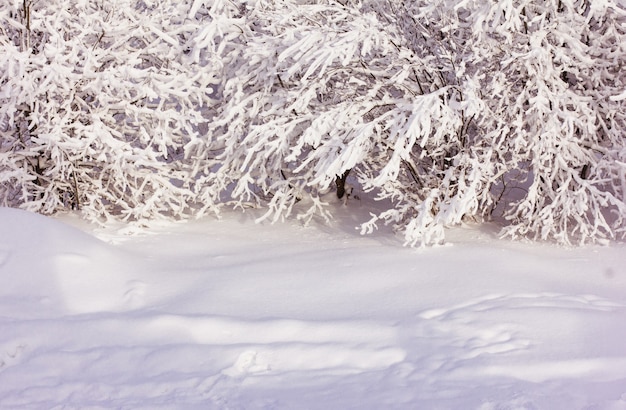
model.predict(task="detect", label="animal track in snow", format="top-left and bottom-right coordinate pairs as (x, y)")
top-left (221, 351), bottom-right (270, 377)
top-left (123, 280), bottom-right (147, 308)
top-left (460, 327), bottom-right (531, 360)
top-left (412, 292), bottom-right (626, 385)
top-left (419, 292), bottom-right (624, 321)
top-left (0, 343), bottom-right (26, 370)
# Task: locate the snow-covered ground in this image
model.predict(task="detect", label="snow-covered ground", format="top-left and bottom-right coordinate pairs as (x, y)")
top-left (1, 199), bottom-right (626, 409)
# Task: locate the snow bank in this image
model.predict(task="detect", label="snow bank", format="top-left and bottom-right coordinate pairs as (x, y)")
top-left (1, 207), bottom-right (626, 409)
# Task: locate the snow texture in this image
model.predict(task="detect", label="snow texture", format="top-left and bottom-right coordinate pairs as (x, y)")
top-left (1, 205), bottom-right (625, 409)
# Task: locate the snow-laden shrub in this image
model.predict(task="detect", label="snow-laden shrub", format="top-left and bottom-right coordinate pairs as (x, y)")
top-left (0, 0), bottom-right (220, 223)
top-left (457, 0), bottom-right (626, 245)
top-left (187, 0), bottom-right (493, 243)
top-left (1, 0), bottom-right (625, 245)
top-left (189, 0), bottom-right (626, 245)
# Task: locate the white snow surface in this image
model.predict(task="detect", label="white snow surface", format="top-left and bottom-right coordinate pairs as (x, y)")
top-left (1, 201), bottom-right (626, 409)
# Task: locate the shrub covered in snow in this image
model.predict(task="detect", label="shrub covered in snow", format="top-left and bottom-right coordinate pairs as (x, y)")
top-left (1, 0), bottom-right (625, 245)
top-left (0, 0), bottom-right (219, 223)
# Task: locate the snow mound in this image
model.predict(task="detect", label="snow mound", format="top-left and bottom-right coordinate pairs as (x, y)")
top-left (0, 208), bottom-right (140, 317)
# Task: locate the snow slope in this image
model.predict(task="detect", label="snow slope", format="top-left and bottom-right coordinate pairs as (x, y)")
top-left (1, 203), bottom-right (626, 409)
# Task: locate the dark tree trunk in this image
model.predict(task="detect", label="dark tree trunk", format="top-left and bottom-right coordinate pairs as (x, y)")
top-left (336, 169), bottom-right (351, 199)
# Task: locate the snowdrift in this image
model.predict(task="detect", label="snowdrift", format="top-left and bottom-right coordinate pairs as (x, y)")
top-left (1, 207), bottom-right (626, 409)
